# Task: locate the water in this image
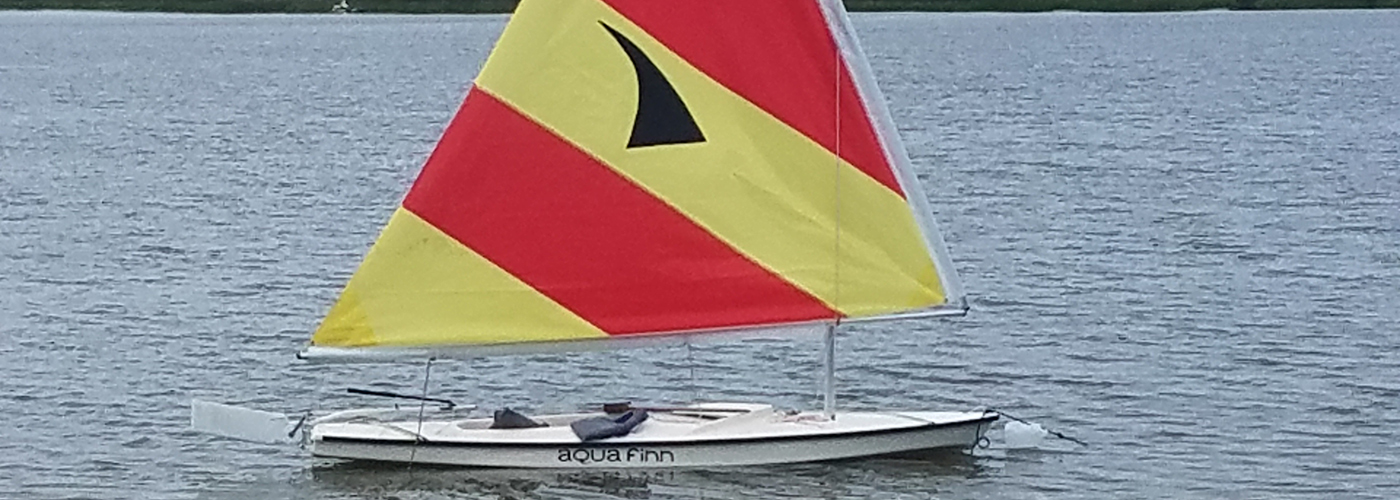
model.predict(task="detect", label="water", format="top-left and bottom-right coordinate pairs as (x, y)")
top-left (2, 9), bottom-right (1398, 500)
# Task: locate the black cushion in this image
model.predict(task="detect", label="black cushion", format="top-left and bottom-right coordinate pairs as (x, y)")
top-left (569, 410), bottom-right (649, 441)
top-left (490, 408), bottom-right (547, 429)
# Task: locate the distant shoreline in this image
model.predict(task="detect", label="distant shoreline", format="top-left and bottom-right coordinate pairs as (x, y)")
top-left (1, 0), bottom-right (1396, 13)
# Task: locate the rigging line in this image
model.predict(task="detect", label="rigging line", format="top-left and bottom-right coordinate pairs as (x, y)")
top-left (989, 408), bottom-right (1089, 447)
top-left (685, 339), bottom-right (697, 403)
top-left (408, 358), bottom-right (434, 469)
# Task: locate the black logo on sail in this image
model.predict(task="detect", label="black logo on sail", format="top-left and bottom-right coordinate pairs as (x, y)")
top-left (600, 22), bottom-right (705, 148)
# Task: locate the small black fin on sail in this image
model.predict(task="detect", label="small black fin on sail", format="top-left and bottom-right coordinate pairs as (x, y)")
top-left (600, 22), bottom-right (705, 149)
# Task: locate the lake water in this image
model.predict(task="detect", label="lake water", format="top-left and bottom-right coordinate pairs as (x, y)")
top-left (2, 8), bottom-right (1398, 500)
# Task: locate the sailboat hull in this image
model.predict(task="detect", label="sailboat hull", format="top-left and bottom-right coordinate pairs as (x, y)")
top-left (309, 406), bottom-right (997, 468)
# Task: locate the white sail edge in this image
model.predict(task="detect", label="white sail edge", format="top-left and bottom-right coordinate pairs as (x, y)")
top-left (815, 0), bottom-right (967, 308)
top-left (298, 306), bottom-right (967, 364)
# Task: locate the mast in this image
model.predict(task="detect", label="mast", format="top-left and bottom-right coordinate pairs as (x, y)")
top-left (825, 0), bottom-right (842, 421)
top-left (822, 323), bottom-right (836, 419)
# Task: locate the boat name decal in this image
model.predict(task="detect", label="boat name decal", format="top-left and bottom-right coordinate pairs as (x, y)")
top-left (556, 447), bottom-right (675, 464)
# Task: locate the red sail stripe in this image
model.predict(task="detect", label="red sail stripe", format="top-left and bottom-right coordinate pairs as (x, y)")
top-left (601, 0), bottom-right (904, 198)
top-left (402, 89), bottom-right (839, 335)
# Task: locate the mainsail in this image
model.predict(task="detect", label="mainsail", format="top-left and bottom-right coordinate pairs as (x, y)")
top-left (301, 0), bottom-right (964, 361)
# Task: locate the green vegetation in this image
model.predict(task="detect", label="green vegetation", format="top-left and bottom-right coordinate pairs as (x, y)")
top-left (1, 0), bottom-right (1396, 13)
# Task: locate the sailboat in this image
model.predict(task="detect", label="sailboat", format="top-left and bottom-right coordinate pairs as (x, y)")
top-left (193, 0), bottom-right (998, 468)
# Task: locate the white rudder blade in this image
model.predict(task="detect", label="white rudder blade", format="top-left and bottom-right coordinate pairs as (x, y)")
top-left (1002, 420), bottom-right (1049, 449)
top-left (191, 400), bottom-right (295, 444)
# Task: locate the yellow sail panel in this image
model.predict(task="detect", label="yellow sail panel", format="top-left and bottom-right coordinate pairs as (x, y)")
top-left (312, 209), bottom-right (608, 347)
top-left (474, 0), bottom-right (945, 317)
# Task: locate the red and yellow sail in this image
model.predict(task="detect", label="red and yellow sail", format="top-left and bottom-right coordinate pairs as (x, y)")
top-left (305, 0), bottom-right (963, 358)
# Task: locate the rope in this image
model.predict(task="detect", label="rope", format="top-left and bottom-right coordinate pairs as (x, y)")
top-left (989, 408), bottom-right (1088, 447)
top-left (974, 419), bottom-right (991, 450)
top-left (685, 339), bottom-right (697, 403)
top-left (408, 358), bottom-right (434, 468)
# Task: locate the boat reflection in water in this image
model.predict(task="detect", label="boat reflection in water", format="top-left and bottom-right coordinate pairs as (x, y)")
top-left (307, 451), bottom-right (988, 498)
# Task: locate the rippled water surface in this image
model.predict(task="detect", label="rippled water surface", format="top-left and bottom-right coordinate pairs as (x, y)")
top-left (2, 9), bottom-right (1398, 500)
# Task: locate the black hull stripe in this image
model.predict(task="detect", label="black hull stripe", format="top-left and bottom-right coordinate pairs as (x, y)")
top-left (320, 414), bottom-right (998, 449)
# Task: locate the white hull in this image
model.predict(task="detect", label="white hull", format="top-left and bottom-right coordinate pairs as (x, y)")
top-left (309, 404), bottom-right (997, 468)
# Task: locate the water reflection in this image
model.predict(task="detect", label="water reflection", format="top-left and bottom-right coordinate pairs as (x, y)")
top-left (307, 451), bottom-right (987, 499)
